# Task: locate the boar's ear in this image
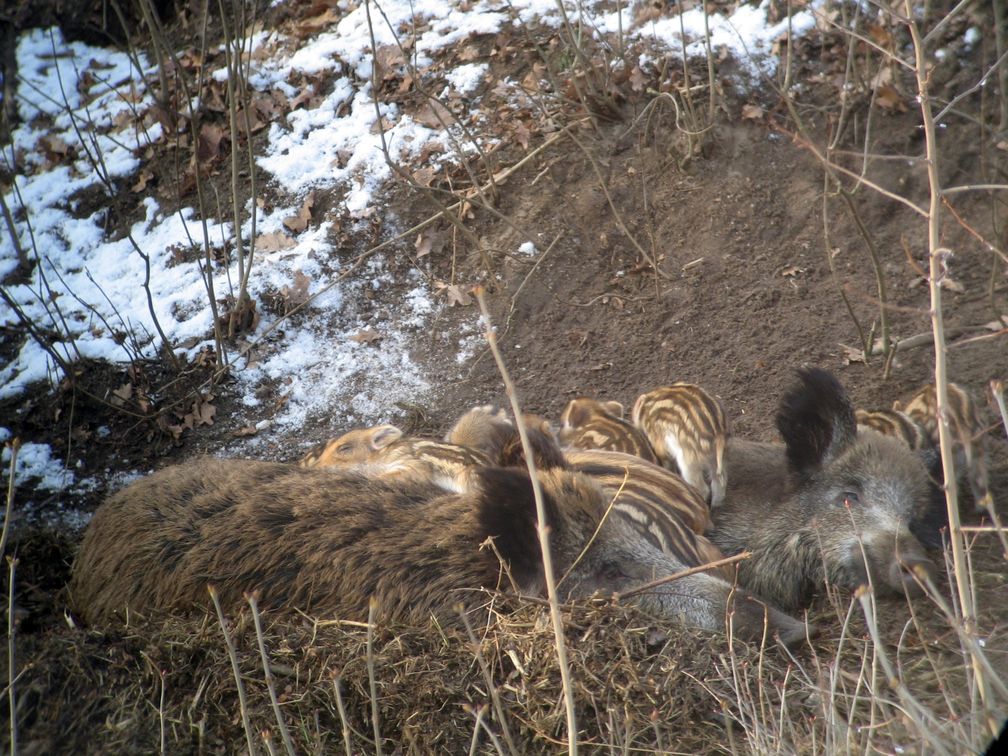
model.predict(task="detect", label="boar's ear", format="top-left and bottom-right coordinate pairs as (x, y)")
top-left (474, 467), bottom-right (559, 587)
top-left (911, 447), bottom-right (948, 548)
top-left (776, 368), bottom-right (857, 475)
top-left (603, 400), bottom-right (625, 418)
top-left (368, 425), bottom-right (403, 450)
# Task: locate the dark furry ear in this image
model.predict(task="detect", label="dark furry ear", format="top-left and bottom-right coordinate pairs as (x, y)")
top-left (775, 368), bottom-right (857, 475)
top-left (910, 447), bottom-right (948, 549)
top-left (474, 467), bottom-right (558, 588)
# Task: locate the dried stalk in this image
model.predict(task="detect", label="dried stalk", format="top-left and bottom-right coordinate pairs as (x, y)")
top-left (6, 555), bottom-right (17, 756)
top-left (1, 439), bottom-right (20, 560)
top-left (247, 593), bottom-right (296, 756)
top-left (332, 675), bottom-right (354, 756)
top-left (615, 551), bottom-right (750, 600)
top-left (904, 3), bottom-right (998, 737)
top-left (366, 598), bottom-right (383, 756)
top-left (856, 590), bottom-right (953, 756)
top-left (458, 608), bottom-right (518, 756)
top-left (209, 587), bottom-right (258, 756)
top-left (474, 287), bottom-right (578, 756)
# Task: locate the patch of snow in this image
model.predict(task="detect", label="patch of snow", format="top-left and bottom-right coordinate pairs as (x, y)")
top-left (517, 241), bottom-right (538, 256)
top-left (2, 441), bottom-right (74, 491)
top-left (445, 63), bottom-right (489, 95)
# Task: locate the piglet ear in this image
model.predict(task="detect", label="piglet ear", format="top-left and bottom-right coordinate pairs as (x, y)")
top-left (474, 467), bottom-right (558, 588)
top-left (499, 423), bottom-right (569, 471)
top-left (368, 424), bottom-right (403, 450)
top-left (776, 368), bottom-right (857, 476)
top-left (603, 400), bottom-right (625, 418)
top-left (560, 399), bottom-right (590, 429)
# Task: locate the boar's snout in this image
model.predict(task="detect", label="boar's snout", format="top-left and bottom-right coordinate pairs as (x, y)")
top-left (885, 553), bottom-right (936, 597)
top-left (854, 529), bottom-right (936, 598)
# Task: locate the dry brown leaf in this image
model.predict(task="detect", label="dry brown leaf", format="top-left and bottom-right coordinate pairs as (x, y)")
top-left (290, 84), bottom-right (317, 111)
top-left (876, 84), bottom-right (907, 112)
top-left (233, 425), bottom-right (259, 438)
top-left (196, 123), bottom-right (226, 164)
top-left (282, 270), bottom-right (312, 307)
top-left (781, 265), bottom-right (804, 277)
top-left (256, 231), bottom-right (297, 252)
top-left (840, 344), bottom-right (867, 364)
top-left (373, 44), bottom-right (406, 81)
top-left (513, 121), bottom-right (531, 149)
top-left (283, 192), bottom-right (315, 233)
top-left (370, 116), bottom-right (396, 134)
top-left (741, 103), bottom-right (764, 121)
top-left (435, 281), bottom-right (472, 307)
top-left (415, 229), bottom-right (445, 258)
top-left (521, 62), bottom-right (546, 93)
top-left (132, 169), bottom-right (154, 192)
top-left (196, 401), bottom-right (216, 426)
top-left (419, 141), bottom-right (447, 163)
top-left (414, 99), bottom-right (455, 129)
top-left (41, 135), bottom-right (70, 156)
top-left (868, 23), bottom-right (893, 46)
top-left (411, 166), bottom-right (438, 187)
top-left (236, 104), bottom-right (265, 135)
top-left (295, 7), bottom-right (340, 35)
top-left (111, 383), bottom-right (133, 405)
top-left (205, 82), bottom-right (227, 112)
top-left (629, 66), bottom-right (648, 93)
top-left (350, 328), bottom-right (382, 344)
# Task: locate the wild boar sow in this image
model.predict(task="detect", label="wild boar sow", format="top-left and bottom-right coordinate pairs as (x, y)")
top-left (69, 457), bottom-right (809, 644)
top-left (710, 368), bottom-right (938, 611)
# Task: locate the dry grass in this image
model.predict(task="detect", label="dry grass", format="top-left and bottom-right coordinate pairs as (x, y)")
top-left (6, 533), bottom-right (1005, 754)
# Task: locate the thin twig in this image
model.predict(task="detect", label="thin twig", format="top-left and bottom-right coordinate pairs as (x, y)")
top-left (159, 669), bottom-right (167, 755)
top-left (6, 555), bottom-right (17, 756)
top-left (991, 380), bottom-right (1008, 440)
top-left (458, 607), bottom-right (518, 756)
top-left (332, 675), bottom-right (354, 756)
top-left (615, 552), bottom-right (751, 600)
top-left (0, 439), bottom-right (20, 560)
top-left (904, 3), bottom-right (998, 737)
top-left (209, 587), bottom-right (257, 756)
top-left (247, 593), bottom-right (296, 756)
top-left (474, 287), bottom-right (578, 755)
top-left (366, 598), bottom-right (383, 756)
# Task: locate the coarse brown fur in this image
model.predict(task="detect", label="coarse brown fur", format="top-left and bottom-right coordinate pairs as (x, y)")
top-left (632, 384), bottom-right (729, 507)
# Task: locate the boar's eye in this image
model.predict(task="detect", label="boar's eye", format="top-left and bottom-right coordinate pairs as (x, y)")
top-left (337, 443), bottom-right (355, 455)
top-left (600, 561), bottom-right (630, 581)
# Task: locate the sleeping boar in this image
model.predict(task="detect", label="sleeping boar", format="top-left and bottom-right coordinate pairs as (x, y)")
top-left (69, 456), bottom-right (809, 645)
top-left (709, 369), bottom-right (938, 611)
